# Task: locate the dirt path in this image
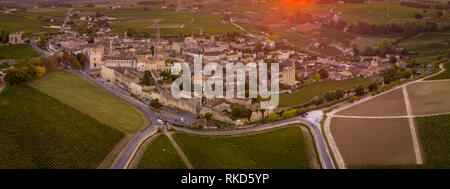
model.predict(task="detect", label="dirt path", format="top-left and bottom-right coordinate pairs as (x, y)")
top-left (165, 132), bottom-right (193, 169)
top-left (402, 86), bottom-right (423, 164)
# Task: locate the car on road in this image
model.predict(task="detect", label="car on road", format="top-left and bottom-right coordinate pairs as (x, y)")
top-left (157, 119), bottom-right (163, 124)
top-left (180, 117), bottom-right (184, 123)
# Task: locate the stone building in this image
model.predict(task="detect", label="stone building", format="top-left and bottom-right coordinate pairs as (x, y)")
top-left (8, 33), bottom-right (24, 44)
top-left (280, 61), bottom-right (296, 86)
top-left (89, 46), bottom-right (104, 69)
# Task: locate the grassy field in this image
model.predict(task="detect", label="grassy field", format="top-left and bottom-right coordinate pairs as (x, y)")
top-left (426, 63), bottom-right (450, 80)
top-left (137, 134), bottom-right (187, 169)
top-left (0, 44), bottom-right (40, 60)
top-left (80, 5), bottom-right (240, 36)
top-left (0, 12), bottom-right (61, 35)
top-left (0, 85), bottom-right (124, 168)
top-left (398, 32), bottom-right (450, 53)
top-left (406, 80), bottom-right (450, 115)
top-left (31, 70), bottom-right (145, 133)
top-left (172, 126), bottom-right (317, 169)
top-left (279, 77), bottom-right (373, 107)
top-left (330, 117), bottom-right (416, 166)
top-left (336, 88), bottom-right (407, 116)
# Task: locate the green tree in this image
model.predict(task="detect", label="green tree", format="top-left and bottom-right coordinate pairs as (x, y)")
top-left (355, 85), bottom-right (365, 96)
top-left (282, 109), bottom-right (297, 119)
top-left (368, 82), bottom-right (378, 92)
top-left (149, 99), bottom-right (162, 109)
top-left (377, 39), bottom-right (395, 57)
top-left (142, 71), bottom-right (153, 86)
top-left (204, 112), bottom-right (213, 120)
top-left (318, 68), bottom-right (328, 79)
top-left (265, 113), bottom-right (280, 123)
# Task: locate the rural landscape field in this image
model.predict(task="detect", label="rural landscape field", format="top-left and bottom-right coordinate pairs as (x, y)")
top-left (0, 0), bottom-right (448, 176)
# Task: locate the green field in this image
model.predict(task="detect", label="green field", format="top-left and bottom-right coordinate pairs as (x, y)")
top-left (0, 12), bottom-right (61, 35)
top-left (173, 126), bottom-right (317, 169)
top-left (415, 114), bottom-right (450, 169)
top-left (31, 70), bottom-right (145, 133)
top-left (426, 63), bottom-right (450, 80)
top-left (279, 77), bottom-right (373, 107)
top-left (0, 85), bottom-right (124, 168)
top-left (80, 5), bottom-right (240, 36)
top-left (0, 44), bottom-right (40, 60)
top-left (398, 32), bottom-right (450, 53)
top-left (137, 134), bottom-right (187, 169)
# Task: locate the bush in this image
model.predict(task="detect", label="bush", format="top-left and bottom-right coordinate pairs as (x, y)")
top-left (265, 113), bottom-right (280, 123)
top-left (282, 109), bottom-right (297, 119)
top-left (355, 85), bottom-right (365, 96)
top-left (205, 112), bottom-right (213, 120)
top-left (149, 99), bottom-right (163, 109)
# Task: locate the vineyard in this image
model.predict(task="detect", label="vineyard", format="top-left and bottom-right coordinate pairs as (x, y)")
top-left (415, 114), bottom-right (450, 169)
top-left (0, 85), bottom-right (124, 168)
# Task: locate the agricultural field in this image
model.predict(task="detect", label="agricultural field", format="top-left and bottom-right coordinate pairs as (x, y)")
top-left (0, 12), bottom-right (62, 35)
top-left (426, 63), bottom-right (450, 80)
top-left (308, 2), bottom-right (447, 25)
top-left (336, 88), bottom-right (407, 116)
top-left (406, 80), bottom-right (450, 115)
top-left (398, 32), bottom-right (450, 53)
top-left (30, 70), bottom-right (145, 133)
top-left (0, 44), bottom-right (40, 60)
top-left (137, 134), bottom-right (187, 169)
top-left (279, 77), bottom-right (373, 107)
top-left (172, 126), bottom-right (318, 169)
top-left (415, 114), bottom-right (450, 169)
top-left (0, 85), bottom-right (124, 168)
top-left (76, 5), bottom-right (240, 36)
top-left (330, 117), bottom-right (417, 166)
top-left (351, 37), bottom-right (386, 51)
top-left (349, 114), bottom-right (450, 169)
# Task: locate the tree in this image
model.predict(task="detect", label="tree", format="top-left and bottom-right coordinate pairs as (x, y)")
top-left (363, 46), bottom-right (376, 56)
top-left (4, 64), bottom-right (39, 86)
top-left (242, 108), bottom-right (253, 120)
top-left (204, 112), bottom-right (213, 120)
top-left (336, 89), bottom-right (345, 99)
top-left (282, 109), bottom-right (297, 119)
top-left (318, 69), bottom-right (328, 79)
top-left (231, 105), bottom-right (243, 119)
top-left (265, 113), bottom-right (280, 123)
top-left (1, 30), bottom-right (9, 43)
top-left (355, 85), bottom-right (365, 96)
top-left (149, 99), bottom-right (162, 109)
top-left (142, 71), bottom-right (153, 86)
top-left (314, 73), bottom-right (321, 81)
top-left (414, 13), bottom-right (423, 19)
top-left (377, 39), bottom-right (395, 57)
top-left (324, 91), bottom-right (337, 102)
top-left (389, 56), bottom-right (397, 64)
top-left (368, 82), bottom-right (378, 92)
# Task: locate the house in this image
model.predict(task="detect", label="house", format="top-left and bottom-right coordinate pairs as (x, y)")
top-left (8, 33), bottom-right (24, 44)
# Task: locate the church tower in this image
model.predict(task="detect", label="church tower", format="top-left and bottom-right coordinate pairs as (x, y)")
top-left (154, 28), bottom-right (164, 60)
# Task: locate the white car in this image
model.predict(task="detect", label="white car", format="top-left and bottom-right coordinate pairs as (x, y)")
top-left (180, 118), bottom-right (184, 123)
top-left (157, 119), bottom-right (163, 124)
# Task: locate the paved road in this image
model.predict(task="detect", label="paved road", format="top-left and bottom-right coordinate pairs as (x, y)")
top-left (173, 116), bottom-right (336, 169)
top-left (71, 69), bottom-right (335, 169)
top-left (30, 41), bottom-right (52, 57)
